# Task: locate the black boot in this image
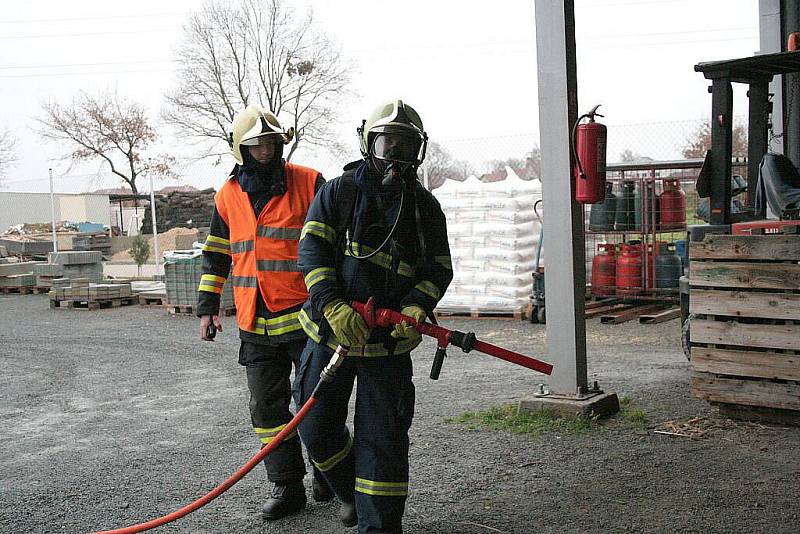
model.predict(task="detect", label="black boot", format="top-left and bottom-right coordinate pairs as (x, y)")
top-left (312, 467), bottom-right (334, 502)
top-left (261, 482), bottom-right (307, 520)
top-left (339, 500), bottom-right (357, 527)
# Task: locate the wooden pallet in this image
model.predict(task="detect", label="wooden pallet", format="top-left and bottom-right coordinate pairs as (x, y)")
top-left (434, 308), bottom-right (526, 320)
top-left (688, 234), bottom-right (800, 420)
top-left (138, 293), bottom-right (168, 307)
top-left (50, 296), bottom-right (137, 310)
top-left (600, 303), bottom-right (668, 324)
top-left (0, 285), bottom-right (36, 295)
top-left (168, 304), bottom-right (236, 317)
top-left (639, 307), bottom-right (681, 324)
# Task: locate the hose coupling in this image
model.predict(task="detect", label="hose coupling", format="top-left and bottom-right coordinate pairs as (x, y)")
top-left (321, 345), bottom-right (349, 382)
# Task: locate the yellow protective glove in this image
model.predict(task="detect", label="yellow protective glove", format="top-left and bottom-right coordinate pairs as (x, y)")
top-left (323, 300), bottom-right (370, 347)
top-left (390, 305), bottom-right (426, 340)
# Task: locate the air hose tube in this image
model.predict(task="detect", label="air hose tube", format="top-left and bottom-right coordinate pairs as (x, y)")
top-left (95, 346), bottom-right (349, 534)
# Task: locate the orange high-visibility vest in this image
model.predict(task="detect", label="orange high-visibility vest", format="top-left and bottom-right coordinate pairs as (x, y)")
top-left (215, 163), bottom-right (318, 333)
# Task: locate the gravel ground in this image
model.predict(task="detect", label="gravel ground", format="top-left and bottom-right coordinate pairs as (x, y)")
top-left (1, 293), bottom-right (798, 534)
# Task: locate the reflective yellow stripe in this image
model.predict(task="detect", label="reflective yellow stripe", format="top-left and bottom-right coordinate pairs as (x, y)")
top-left (202, 244), bottom-right (231, 255)
top-left (254, 424), bottom-right (297, 444)
top-left (243, 311), bottom-right (302, 337)
top-left (264, 311), bottom-right (302, 336)
top-left (414, 280), bottom-right (441, 300)
top-left (198, 283), bottom-right (223, 294)
top-left (206, 235), bottom-right (230, 245)
top-left (204, 235), bottom-right (231, 255)
top-left (299, 309), bottom-right (323, 343)
top-left (247, 317), bottom-right (266, 335)
top-left (298, 309), bottom-right (421, 357)
top-left (434, 255), bottom-right (453, 270)
top-left (313, 435), bottom-right (353, 472)
top-left (301, 221), bottom-right (336, 244)
top-left (304, 267), bottom-right (336, 289)
top-left (344, 242), bottom-right (415, 278)
top-left (355, 477), bottom-right (408, 497)
top-left (198, 274), bottom-right (225, 294)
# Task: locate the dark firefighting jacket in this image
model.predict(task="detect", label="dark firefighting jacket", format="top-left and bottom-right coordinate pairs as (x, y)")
top-left (297, 160), bottom-right (453, 357)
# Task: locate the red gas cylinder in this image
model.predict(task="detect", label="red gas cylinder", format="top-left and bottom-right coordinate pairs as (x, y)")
top-left (616, 242), bottom-right (642, 296)
top-left (591, 243), bottom-right (617, 297)
top-left (659, 179), bottom-right (686, 229)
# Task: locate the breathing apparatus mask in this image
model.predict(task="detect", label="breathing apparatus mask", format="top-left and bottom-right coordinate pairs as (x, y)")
top-left (358, 100), bottom-right (427, 189)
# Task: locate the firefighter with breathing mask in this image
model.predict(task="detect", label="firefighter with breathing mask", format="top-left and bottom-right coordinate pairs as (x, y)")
top-left (294, 100), bottom-right (453, 532)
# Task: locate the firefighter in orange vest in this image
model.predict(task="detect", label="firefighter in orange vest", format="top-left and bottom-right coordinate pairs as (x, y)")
top-left (197, 105), bottom-right (332, 520)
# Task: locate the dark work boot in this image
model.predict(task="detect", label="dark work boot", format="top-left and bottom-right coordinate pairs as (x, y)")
top-left (339, 500), bottom-right (357, 527)
top-left (261, 482), bottom-right (307, 520)
top-left (312, 467), bottom-right (334, 502)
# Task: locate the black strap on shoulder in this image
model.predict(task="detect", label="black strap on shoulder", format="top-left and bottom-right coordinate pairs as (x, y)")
top-left (334, 169), bottom-right (358, 244)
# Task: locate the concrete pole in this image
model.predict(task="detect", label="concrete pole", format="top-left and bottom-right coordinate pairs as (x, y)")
top-left (759, 0), bottom-right (784, 154)
top-left (534, 0), bottom-right (588, 396)
top-left (783, 0), bottom-right (800, 169)
top-left (149, 172), bottom-right (160, 277)
top-left (48, 168), bottom-right (58, 253)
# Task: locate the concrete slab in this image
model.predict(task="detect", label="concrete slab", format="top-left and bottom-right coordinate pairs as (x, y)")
top-left (518, 391), bottom-right (620, 419)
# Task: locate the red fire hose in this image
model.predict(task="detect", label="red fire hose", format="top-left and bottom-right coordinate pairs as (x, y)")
top-left (95, 301), bottom-right (552, 533)
top-left (94, 346), bottom-right (349, 534)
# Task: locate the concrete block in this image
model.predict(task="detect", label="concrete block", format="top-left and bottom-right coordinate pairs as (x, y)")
top-left (0, 261), bottom-right (45, 276)
top-left (518, 391), bottom-right (620, 420)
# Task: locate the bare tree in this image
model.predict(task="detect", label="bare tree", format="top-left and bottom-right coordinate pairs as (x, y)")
top-left (0, 128), bottom-right (17, 183)
top-left (424, 141), bottom-right (474, 189)
top-left (482, 146), bottom-right (542, 183)
top-left (683, 121), bottom-right (748, 159)
top-left (164, 0), bottom-right (353, 163)
top-left (619, 148), bottom-right (654, 163)
top-left (37, 91), bottom-right (177, 196)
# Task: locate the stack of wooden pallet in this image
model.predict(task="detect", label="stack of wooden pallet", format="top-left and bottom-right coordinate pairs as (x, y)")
top-left (689, 234), bottom-right (800, 424)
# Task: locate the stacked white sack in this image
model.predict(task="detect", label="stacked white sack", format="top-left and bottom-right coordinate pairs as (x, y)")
top-left (434, 167), bottom-right (542, 314)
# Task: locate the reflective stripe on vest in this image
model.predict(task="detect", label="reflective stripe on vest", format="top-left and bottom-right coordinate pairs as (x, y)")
top-left (256, 259), bottom-right (300, 272)
top-left (257, 226), bottom-right (302, 240)
top-left (214, 163), bottom-right (318, 332)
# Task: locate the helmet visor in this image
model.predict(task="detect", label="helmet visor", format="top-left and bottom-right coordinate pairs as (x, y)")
top-left (240, 133), bottom-right (282, 147)
top-left (371, 132), bottom-right (423, 163)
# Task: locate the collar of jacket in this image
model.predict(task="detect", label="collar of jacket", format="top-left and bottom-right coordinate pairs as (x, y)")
top-left (237, 159), bottom-right (286, 195)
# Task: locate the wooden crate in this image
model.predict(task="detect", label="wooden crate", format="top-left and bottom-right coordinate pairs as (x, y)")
top-left (689, 234), bottom-right (800, 422)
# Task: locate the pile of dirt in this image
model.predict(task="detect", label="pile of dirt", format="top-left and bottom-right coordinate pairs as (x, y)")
top-left (111, 227), bottom-right (200, 261)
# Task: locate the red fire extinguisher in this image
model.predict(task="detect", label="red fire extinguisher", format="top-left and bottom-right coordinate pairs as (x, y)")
top-left (571, 104), bottom-right (607, 204)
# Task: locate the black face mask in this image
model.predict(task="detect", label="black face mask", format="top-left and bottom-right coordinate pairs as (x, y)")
top-left (241, 143), bottom-right (283, 185)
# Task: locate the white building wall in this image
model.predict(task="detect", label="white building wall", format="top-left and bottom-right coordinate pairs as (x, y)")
top-left (0, 192), bottom-right (110, 232)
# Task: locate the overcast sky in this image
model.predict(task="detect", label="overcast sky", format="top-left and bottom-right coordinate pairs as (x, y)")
top-left (0, 0), bottom-right (760, 194)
